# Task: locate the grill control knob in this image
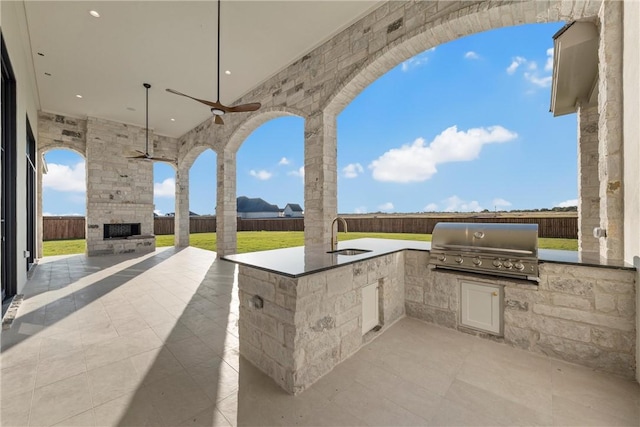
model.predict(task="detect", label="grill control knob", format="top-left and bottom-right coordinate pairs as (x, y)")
top-left (438, 254), bottom-right (446, 262)
top-left (503, 261), bottom-right (513, 269)
top-left (455, 256), bottom-right (463, 264)
top-left (472, 257), bottom-right (482, 266)
top-left (492, 260), bottom-right (503, 268)
top-left (514, 262), bottom-right (525, 271)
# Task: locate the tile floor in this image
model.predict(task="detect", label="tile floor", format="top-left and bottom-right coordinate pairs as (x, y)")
top-left (1, 247), bottom-right (639, 426)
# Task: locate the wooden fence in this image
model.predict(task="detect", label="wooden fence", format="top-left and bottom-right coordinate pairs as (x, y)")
top-left (43, 215), bottom-right (578, 240)
top-left (42, 216), bottom-right (86, 240)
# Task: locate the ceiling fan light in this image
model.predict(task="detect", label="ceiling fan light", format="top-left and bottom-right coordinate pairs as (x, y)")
top-left (211, 108), bottom-right (225, 116)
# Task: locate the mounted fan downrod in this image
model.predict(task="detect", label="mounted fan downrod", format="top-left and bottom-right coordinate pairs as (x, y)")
top-left (127, 83), bottom-right (174, 163)
top-left (165, 0), bottom-right (261, 124)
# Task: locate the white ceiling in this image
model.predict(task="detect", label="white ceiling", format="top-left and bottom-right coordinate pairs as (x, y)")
top-left (24, 1), bottom-right (380, 138)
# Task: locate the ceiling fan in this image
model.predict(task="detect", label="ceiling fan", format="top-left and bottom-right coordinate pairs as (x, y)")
top-left (127, 83), bottom-right (174, 162)
top-left (166, 0), bottom-right (261, 125)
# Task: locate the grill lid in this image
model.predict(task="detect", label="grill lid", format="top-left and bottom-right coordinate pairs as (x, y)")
top-left (431, 222), bottom-right (538, 257)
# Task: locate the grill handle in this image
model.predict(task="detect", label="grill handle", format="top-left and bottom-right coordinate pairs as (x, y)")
top-left (433, 244), bottom-right (535, 256)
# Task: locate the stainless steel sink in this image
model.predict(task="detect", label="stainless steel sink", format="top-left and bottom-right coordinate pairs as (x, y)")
top-left (327, 248), bottom-right (372, 256)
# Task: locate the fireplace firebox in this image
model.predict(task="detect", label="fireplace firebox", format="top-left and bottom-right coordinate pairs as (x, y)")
top-left (103, 223), bottom-right (141, 239)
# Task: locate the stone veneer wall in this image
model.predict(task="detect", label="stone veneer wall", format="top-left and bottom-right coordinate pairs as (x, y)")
top-left (405, 251), bottom-right (637, 378)
top-left (238, 252), bottom-right (404, 394)
top-left (85, 117), bottom-right (156, 256)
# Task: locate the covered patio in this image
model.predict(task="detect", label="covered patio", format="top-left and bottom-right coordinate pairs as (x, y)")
top-left (2, 249), bottom-right (638, 426)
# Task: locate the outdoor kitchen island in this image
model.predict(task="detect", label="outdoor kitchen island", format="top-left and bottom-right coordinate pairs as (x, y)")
top-left (223, 238), bottom-right (637, 394)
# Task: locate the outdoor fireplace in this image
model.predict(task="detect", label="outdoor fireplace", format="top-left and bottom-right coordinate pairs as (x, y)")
top-left (103, 223), bottom-right (141, 239)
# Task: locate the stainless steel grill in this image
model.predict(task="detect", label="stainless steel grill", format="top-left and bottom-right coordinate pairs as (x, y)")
top-left (429, 222), bottom-right (539, 282)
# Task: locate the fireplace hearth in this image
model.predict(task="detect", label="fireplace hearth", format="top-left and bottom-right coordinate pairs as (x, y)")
top-left (103, 223), bottom-right (141, 239)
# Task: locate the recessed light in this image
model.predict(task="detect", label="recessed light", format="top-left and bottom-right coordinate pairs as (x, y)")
top-left (89, 10), bottom-right (100, 18)
top-left (76, 94), bottom-right (83, 99)
top-left (44, 72), bottom-right (51, 76)
top-left (225, 70), bottom-right (231, 75)
top-left (170, 118), bottom-right (176, 122)
top-left (37, 52), bottom-right (44, 57)
top-left (126, 107), bottom-right (136, 111)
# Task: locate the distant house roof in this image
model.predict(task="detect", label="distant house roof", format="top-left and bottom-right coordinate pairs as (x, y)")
top-left (285, 203), bottom-right (303, 212)
top-left (237, 196), bottom-right (280, 213)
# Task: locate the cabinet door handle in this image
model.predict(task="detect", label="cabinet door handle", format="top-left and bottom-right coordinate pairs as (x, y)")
top-left (492, 292), bottom-right (498, 297)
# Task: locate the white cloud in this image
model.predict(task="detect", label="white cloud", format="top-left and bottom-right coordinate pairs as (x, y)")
top-left (401, 47), bottom-right (435, 71)
top-left (545, 47), bottom-right (554, 71)
top-left (342, 163), bottom-right (364, 178)
top-left (508, 50), bottom-right (553, 88)
top-left (42, 212), bottom-right (82, 216)
top-left (492, 198), bottom-right (512, 208)
top-left (369, 125), bottom-right (517, 183)
top-left (556, 199), bottom-right (578, 208)
top-left (249, 170), bottom-right (273, 180)
top-left (443, 196), bottom-right (483, 213)
top-left (154, 177), bottom-right (175, 197)
top-left (42, 161), bottom-right (85, 192)
top-left (424, 203), bottom-right (438, 212)
top-left (278, 157), bottom-right (290, 166)
top-left (378, 202), bottom-right (394, 212)
top-left (154, 209), bottom-right (162, 216)
top-left (464, 51), bottom-right (479, 60)
top-left (506, 56), bottom-right (526, 74)
top-left (524, 72), bottom-right (552, 88)
top-left (288, 166), bottom-right (305, 179)
top-left (354, 206), bottom-right (367, 214)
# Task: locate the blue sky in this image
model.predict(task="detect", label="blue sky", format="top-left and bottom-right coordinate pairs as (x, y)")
top-left (43, 22), bottom-right (577, 216)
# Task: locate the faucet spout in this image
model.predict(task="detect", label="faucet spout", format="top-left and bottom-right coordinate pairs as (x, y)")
top-left (331, 217), bottom-right (348, 251)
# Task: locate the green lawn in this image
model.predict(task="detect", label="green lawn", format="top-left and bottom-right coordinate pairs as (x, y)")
top-left (43, 231), bottom-right (578, 256)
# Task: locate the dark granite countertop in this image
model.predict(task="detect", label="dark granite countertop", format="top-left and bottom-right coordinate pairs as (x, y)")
top-left (222, 238), bottom-right (430, 277)
top-left (222, 238), bottom-right (636, 278)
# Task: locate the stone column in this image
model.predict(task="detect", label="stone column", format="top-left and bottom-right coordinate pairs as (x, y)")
top-left (597, 0), bottom-right (624, 260)
top-left (174, 167), bottom-right (190, 247)
top-left (304, 111), bottom-right (337, 250)
top-left (216, 149), bottom-right (237, 257)
top-left (577, 104), bottom-right (600, 254)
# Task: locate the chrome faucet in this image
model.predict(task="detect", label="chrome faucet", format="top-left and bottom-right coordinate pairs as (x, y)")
top-left (331, 217), bottom-right (348, 251)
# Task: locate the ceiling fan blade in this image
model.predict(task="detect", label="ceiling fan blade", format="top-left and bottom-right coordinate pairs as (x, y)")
top-left (214, 115), bottom-right (224, 125)
top-left (125, 149), bottom-right (147, 157)
top-left (226, 102), bottom-right (262, 113)
top-left (166, 88), bottom-right (221, 109)
top-left (127, 154), bottom-right (149, 159)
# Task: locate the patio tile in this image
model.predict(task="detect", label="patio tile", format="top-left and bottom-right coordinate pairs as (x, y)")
top-left (35, 348), bottom-right (86, 388)
top-left (331, 381), bottom-right (430, 426)
top-left (1, 359), bottom-right (38, 399)
top-left (29, 372), bottom-right (93, 426)
top-left (87, 358), bottom-right (141, 406)
top-left (130, 346), bottom-right (184, 385)
top-left (92, 391), bottom-right (161, 426)
top-left (175, 405), bottom-right (231, 427)
top-left (142, 369), bottom-right (213, 426)
top-left (52, 409), bottom-right (96, 427)
top-left (0, 390), bottom-right (33, 427)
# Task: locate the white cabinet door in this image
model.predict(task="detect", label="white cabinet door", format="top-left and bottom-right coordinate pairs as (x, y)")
top-left (362, 283), bottom-right (379, 335)
top-left (460, 281), bottom-right (502, 335)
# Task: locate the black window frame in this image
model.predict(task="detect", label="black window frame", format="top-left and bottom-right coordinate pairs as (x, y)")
top-left (1, 32), bottom-right (18, 301)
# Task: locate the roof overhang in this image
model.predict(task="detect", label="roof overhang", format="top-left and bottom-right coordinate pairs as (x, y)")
top-left (550, 21), bottom-right (599, 117)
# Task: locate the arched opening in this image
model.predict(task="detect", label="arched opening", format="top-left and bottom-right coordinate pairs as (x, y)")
top-left (40, 148), bottom-right (87, 255)
top-left (236, 116), bottom-right (305, 251)
top-left (153, 162), bottom-right (176, 247)
top-left (237, 116), bottom-right (305, 214)
top-left (337, 23), bottom-right (577, 221)
top-left (187, 148), bottom-right (217, 251)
